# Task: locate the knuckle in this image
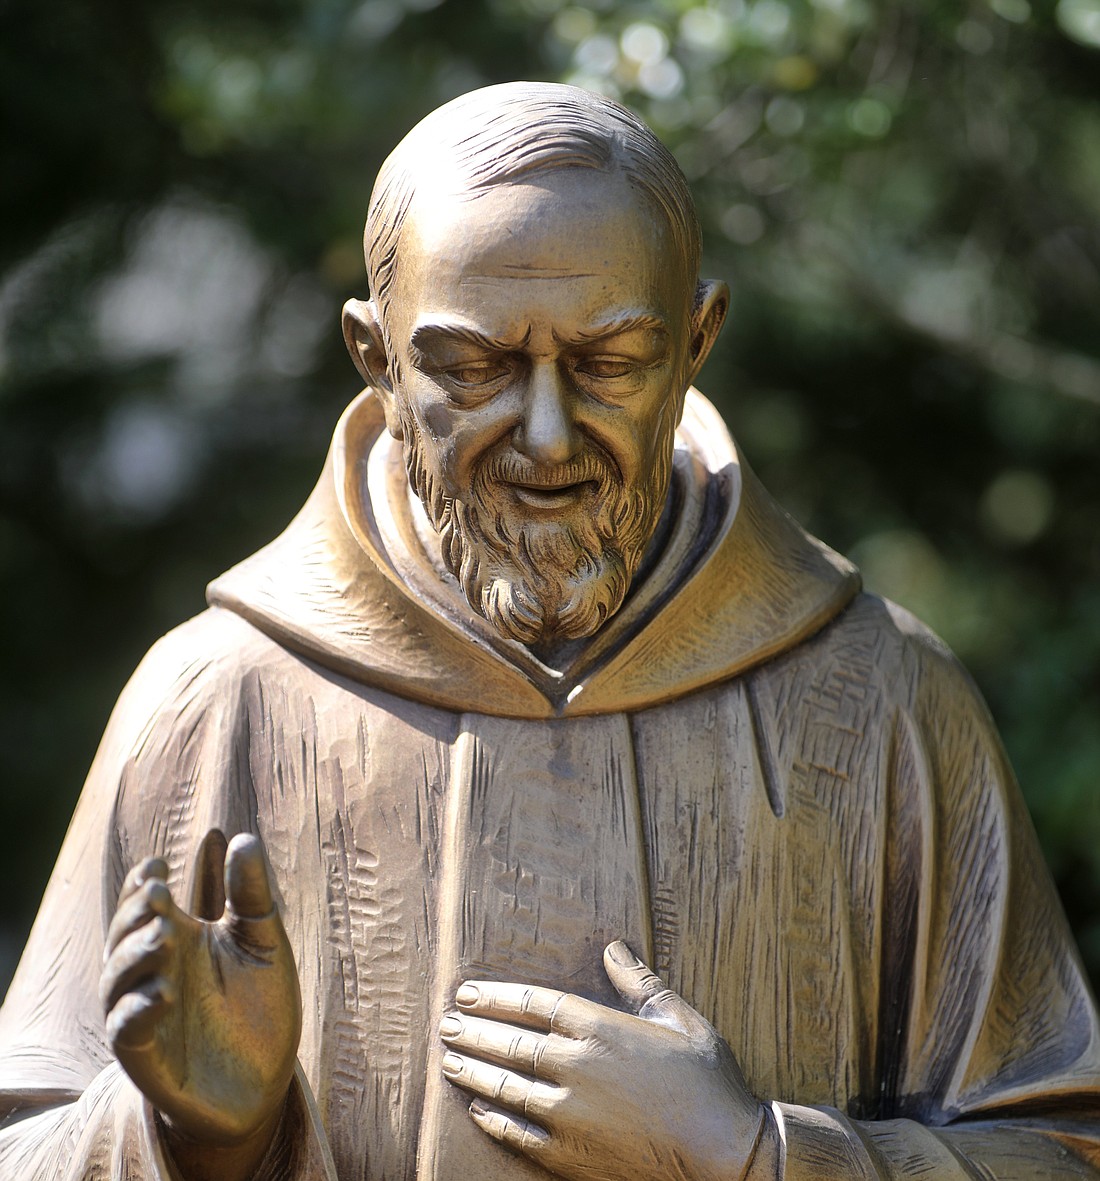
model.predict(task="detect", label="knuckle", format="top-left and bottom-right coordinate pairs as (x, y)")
top-left (100, 956), bottom-right (122, 993)
top-left (520, 1079), bottom-right (545, 1117)
top-left (157, 920), bottom-right (177, 952)
top-left (551, 993), bottom-right (588, 1034)
top-left (638, 989), bottom-right (680, 1020)
top-left (105, 1010), bottom-right (126, 1044)
top-left (548, 1082), bottom-right (571, 1110)
top-left (521, 1119), bottom-right (548, 1151)
top-left (107, 1000), bottom-right (148, 1048)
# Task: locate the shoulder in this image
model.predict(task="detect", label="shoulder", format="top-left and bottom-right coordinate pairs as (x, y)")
top-left (773, 590), bottom-right (993, 722)
top-left (101, 607), bottom-right (290, 764)
top-left (120, 606), bottom-right (276, 698)
top-left (809, 589), bottom-right (950, 656)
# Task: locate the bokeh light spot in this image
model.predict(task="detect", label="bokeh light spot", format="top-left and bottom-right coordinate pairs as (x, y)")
top-left (679, 9), bottom-right (735, 56)
top-left (574, 34), bottom-right (618, 74)
top-left (990, 0), bottom-right (1031, 22)
top-left (638, 57), bottom-right (684, 99)
top-left (981, 470), bottom-right (1055, 545)
top-left (721, 203), bottom-right (766, 244)
top-left (773, 55), bottom-right (818, 90)
top-left (552, 7), bottom-right (596, 44)
top-left (956, 19), bottom-right (995, 53)
top-left (847, 97), bottom-right (891, 137)
top-left (1057, 0), bottom-right (1100, 46)
top-left (620, 22), bottom-right (669, 66)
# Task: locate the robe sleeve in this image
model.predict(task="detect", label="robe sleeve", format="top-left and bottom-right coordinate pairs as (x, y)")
top-left (0, 615), bottom-right (337, 1180)
top-left (747, 622), bottom-right (1100, 1178)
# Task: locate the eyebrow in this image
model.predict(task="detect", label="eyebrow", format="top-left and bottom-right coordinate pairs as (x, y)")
top-left (559, 313), bottom-right (670, 346)
top-left (408, 311), bottom-right (670, 358)
top-left (410, 321), bottom-right (530, 356)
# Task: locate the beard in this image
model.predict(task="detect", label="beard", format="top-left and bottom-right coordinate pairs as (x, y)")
top-left (399, 413), bottom-right (675, 647)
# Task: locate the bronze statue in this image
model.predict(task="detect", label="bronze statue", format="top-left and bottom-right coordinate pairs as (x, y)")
top-left (1, 81), bottom-right (1098, 1180)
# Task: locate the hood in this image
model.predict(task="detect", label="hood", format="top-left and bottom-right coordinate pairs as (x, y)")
top-left (208, 388), bottom-right (860, 719)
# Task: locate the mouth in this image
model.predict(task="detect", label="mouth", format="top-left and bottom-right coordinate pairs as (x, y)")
top-left (508, 479), bottom-right (595, 509)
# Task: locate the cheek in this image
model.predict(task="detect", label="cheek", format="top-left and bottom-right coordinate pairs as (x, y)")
top-left (405, 392), bottom-right (463, 480)
top-left (423, 402), bottom-right (516, 491)
top-left (422, 401), bottom-right (454, 441)
top-left (414, 414), bottom-right (477, 495)
top-left (596, 402), bottom-right (671, 481)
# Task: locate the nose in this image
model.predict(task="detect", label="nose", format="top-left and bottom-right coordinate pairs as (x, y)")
top-left (515, 362), bottom-right (579, 465)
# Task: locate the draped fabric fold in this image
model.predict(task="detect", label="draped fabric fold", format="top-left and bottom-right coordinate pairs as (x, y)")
top-left (2, 390), bottom-right (1098, 1178)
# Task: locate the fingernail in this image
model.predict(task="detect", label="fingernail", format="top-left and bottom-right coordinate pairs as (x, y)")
top-left (442, 1052), bottom-right (463, 1076)
top-left (455, 984), bottom-right (479, 1007)
top-left (606, 940), bottom-right (637, 967)
top-left (470, 1101), bottom-right (487, 1118)
top-left (439, 1015), bottom-right (462, 1038)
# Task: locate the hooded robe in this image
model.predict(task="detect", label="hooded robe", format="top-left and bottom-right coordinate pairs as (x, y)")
top-left (1, 389), bottom-right (1098, 1180)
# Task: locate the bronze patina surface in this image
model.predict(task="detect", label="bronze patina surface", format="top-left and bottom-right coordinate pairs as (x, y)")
top-left (1, 82), bottom-right (1097, 1180)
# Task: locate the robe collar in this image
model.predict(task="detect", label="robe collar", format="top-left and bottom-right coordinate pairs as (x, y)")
top-left (207, 389), bottom-right (860, 718)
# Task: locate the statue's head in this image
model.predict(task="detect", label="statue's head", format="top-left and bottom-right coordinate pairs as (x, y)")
top-left (343, 82), bottom-right (728, 646)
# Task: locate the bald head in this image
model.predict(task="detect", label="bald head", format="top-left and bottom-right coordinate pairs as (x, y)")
top-left (364, 82), bottom-right (702, 340)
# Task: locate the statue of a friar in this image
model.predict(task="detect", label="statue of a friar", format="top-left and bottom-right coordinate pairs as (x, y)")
top-left (1, 82), bottom-right (1098, 1181)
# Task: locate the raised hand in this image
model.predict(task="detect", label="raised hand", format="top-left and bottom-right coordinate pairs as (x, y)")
top-left (439, 941), bottom-right (766, 1181)
top-left (100, 833), bottom-right (301, 1176)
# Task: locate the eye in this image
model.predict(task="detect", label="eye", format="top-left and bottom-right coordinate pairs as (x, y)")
top-left (441, 361), bottom-right (513, 391)
top-left (574, 358), bottom-right (638, 380)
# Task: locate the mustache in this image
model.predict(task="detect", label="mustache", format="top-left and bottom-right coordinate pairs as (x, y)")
top-left (480, 449), bottom-right (617, 489)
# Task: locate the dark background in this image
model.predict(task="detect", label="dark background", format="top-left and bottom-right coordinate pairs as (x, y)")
top-left (2, 0), bottom-right (1098, 994)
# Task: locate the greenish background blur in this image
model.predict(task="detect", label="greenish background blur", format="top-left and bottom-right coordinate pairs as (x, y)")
top-left (1, 0), bottom-right (1098, 996)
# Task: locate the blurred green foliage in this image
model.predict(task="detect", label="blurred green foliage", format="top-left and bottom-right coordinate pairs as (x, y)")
top-left (1, 0), bottom-right (1098, 991)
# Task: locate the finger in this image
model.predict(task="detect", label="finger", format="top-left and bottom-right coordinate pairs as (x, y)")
top-left (106, 976), bottom-right (175, 1051)
top-left (604, 942), bottom-right (717, 1044)
top-left (456, 981), bottom-right (592, 1037)
top-left (603, 941), bottom-right (667, 1010)
top-left (441, 1051), bottom-right (560, 1123)
top-left (222, 834), bottom-right (287, 959)
top-left (190, 828), bottom-right (228, 920)
top-left (105, 877), bottom-right (174, 959)
top-left (115, 857), bottom-right (169, 910)
top-left (223, 834), bottom-right (275, 918)
top-left (439, 1013), bottom-right (563, 1080)
top-left (100, 917), bottom-right (175, 1013)
top-left (468, 1099), bottom-right (551, 1162)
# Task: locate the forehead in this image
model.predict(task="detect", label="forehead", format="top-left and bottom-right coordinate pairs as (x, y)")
top-left (390, 169), bottom-right (690, 332)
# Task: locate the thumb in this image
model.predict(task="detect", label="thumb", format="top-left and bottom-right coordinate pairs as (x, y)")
top-left (603, 941), bottom-right (709, 1040)
top-left (222, 834), bottom-right (281, 950)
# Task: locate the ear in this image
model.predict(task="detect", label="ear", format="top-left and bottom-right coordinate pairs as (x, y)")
top-left (684, 279), bottom-right (729, 389)
top-left (342, 298), bottom-right (403, 439)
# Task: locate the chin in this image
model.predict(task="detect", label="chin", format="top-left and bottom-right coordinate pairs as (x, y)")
top-left (478, 548), bottom-right (633, 647)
